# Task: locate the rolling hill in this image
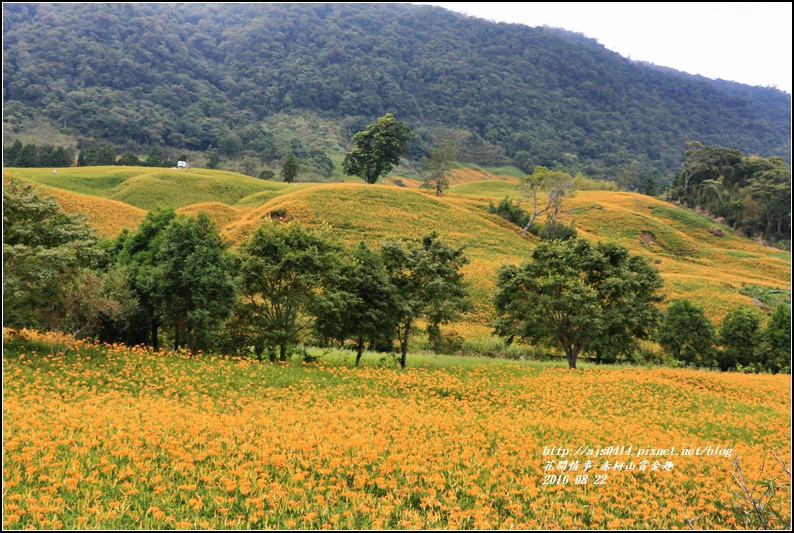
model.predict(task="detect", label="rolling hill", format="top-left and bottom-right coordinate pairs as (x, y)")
top-left (5, 166), bottom-right (789, 338)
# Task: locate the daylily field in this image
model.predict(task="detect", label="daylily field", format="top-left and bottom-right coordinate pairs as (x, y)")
top-left (3, 330), bottom-right (790, 530)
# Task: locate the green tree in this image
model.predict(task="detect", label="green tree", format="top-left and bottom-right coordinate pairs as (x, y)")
top-left (146, 147), bottom-right (169, 167)
top-left (206, 149), bottom-right (221, 170)
top-left (313, 242), bottom-right (398, 367)
top-left (3, 179), bottom-right (102, 331)
top-left (381, 232), bottom-right (469, 368)
top-left (237, 223), bottom-right (339, 361)
top-left (4, 140), bottom-right (23, 166)
top-left (424, 136), bottom-right (459, 196)
top-left (153, 213), bottom-right (236, 354)
top-left (493, 238), bottom-right (663, 369)
top-left (258, 169), bottom-right (275, 180)
top-left (281, 152), bottom-right (299, 183)
top-left (117, 152), bottom-right (141, 166)
top-left (13, 143), bottom-right (39, 167)
top-left (116, 208), bottom-right (178, 350)
top-left (658, 300), bottom-right (717, 367)
top-left (718, 307), bottom-right (762, 371)
top-left (755, 304), bottom-right (791, 373)
top-left (96, 146), bottom-right (117, 165)
top-left (342, 113), bottom-right (415, 184)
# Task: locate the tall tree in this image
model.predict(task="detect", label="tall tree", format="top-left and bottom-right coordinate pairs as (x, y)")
top-left (153, 213), bottom-right (236, 354)
top-left (718, 307), bottom-right (762, 371)
top-left (281, 152), bottom-right (299, 183)
top-left (117, 208), bottom-right (178, 350)
top-left (3, 179), bottom-right (102, 330)
top-left (493, 238), bottom-right (663, 369)
top-left (12, 143), bottom-right (39, 167)
top-left (237, 223), bottom-right (339, 361)
top-left (755, 304), bottom-right (791, 374)
top-left (381, 232), bottom-right (469, 368)
top-left (342, 113), bottom-right (415, 184)
top-left (313, 242), bottom-right (398, 366)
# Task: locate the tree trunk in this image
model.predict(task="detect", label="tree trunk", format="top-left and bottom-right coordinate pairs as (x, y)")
top-left (151, 319), bottom-right (159, 351)
top-left (279, 343), bottom-right (287, 362)
top-left (355, 336), bottom-right (364, 367)
top-left (173, 328), bottom-right (180, 351)
top-left (565, 346), bottom-right (581, 369)
top-left (400, 323), bottom-right (411, 369)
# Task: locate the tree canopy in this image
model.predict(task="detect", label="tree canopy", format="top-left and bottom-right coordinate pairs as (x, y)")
top-left (342, 113), bottom-right (415, 184)
top-left (381, 232), bottom-right (469, 368)
top-left (493, 238), bottom-right (663, 369)
top-left (3, 179), bottom-right (102, 330)
top-left (236, 223), bottom-right (339, 361)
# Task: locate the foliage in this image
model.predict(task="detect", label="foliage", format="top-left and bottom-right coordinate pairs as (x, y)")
top-left (115, 208), bottom-right (177, 349)
top-left (205, 149), bottom-right (221, 169)
top-left (535, 220), bottom-right (577, 242)
top-left (312, 242), bottom-right (399, 366)
top-left (381, 232), bottom-right (470, 368)
top-left (152, 212), bottom-right (237, 353)
top-left (5, 4), bottom-right (788, 181)
top-left (755, 304), bottom-right (792, 374)
top-left (281, 152), bottom-right (299, 183)
top-left (342, 113), bottom-right (415, 184)
top-left (2, 179), bottom-right (103, 331)
top-left (236, 223), bottom-right (339, 361)
top-left (487, 197), bottom-right (531, 228)
top-left (4, 141), bottom-right (74, 167)
top-left (658, 300), bottom-right (718, 367)
top-left (117, 151), bottom-right (141, 166)
top-left (718, 307), bottom-right (762, 371)
top-left (668, 142), bottom-right (791, 245)
top-left (493, 238), bottom-right (663, 369)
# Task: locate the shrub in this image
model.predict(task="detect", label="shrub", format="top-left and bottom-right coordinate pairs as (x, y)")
top-left (658, 300), bottom-right (717, 367)
top-left (718, 307), bottom-right (761, 371)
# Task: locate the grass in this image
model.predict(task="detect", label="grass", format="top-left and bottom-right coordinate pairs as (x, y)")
top-left (3, 329), bottom-right (791, 530)
top-left (5, 169), bottom-right (790, 328)
top-left (4, 167), bottom-right (322, 211)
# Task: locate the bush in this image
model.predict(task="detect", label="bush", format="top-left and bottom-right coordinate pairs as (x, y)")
top-left (536, 220), bottom-right (577, 241)
top-left (487, 197), bottom-right (530, 228)
top-left (658, 300), bottom-right (717, 367)
top-left (718, 307), bottom-right (761, 371)
top-left (755, 304), bottom-right (791, 374)
top-left (428, 328), bottom-right (465, 355)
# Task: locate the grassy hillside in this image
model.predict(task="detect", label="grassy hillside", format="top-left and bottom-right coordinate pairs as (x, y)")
top-left (448, 182), bottom-right (791, 323)
top-left (5, 168), bottom-right (789, 332)
top-left (3, 330), bottom-right (791, 529)
top-left (5, 167), bottom-right (322, 211)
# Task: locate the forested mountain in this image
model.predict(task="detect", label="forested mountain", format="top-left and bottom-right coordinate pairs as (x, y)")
top-left (3, 2), bottom-right (791, 181)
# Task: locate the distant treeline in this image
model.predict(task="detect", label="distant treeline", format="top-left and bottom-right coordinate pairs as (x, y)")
top-left (668, 142), bottom-right (791, 247)
top-left (3, 3), bottom-right (790, 182)
top-left (2, 140), bottom-right (185, 168)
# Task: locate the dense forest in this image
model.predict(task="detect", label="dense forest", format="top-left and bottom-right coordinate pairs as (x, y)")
top-left (3, 3), bottom-right (791, 182)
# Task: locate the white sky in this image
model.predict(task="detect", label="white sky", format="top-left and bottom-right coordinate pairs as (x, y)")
top-left (420, 2), bottom-right (793, 94)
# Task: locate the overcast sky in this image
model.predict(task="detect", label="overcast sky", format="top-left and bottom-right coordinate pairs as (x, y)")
top-left (420, 2), bottom-right (792, 94)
